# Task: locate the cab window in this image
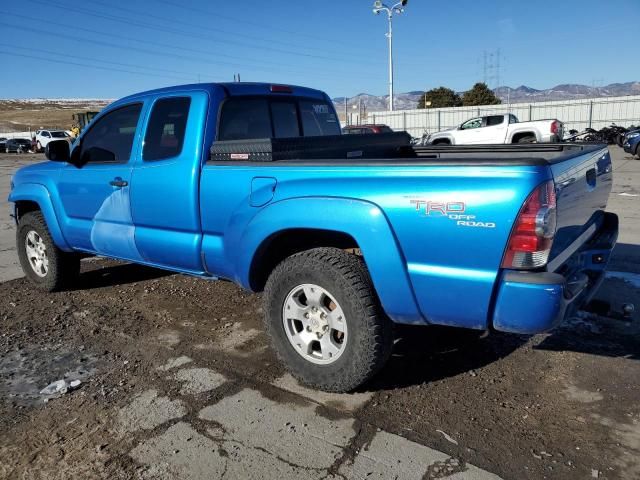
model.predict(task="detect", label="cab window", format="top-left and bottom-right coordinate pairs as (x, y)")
top-left (80, 103), bottom-right (142, 164)
top-left (460, 118), bottom-right (482, 130)
top-left (143, 97), bottom-right (191, 161)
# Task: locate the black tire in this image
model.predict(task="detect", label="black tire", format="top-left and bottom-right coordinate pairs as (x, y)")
top-left (264, 247), bottom-right (393, 392)
top-left (17, 211), bottom-right (80, 292)
top-left (432, 139), bottom-right (450, 146)
top-left (636, 143), bottom-right (640, 159)
top-left (516, 134), bottom-right (536, 143)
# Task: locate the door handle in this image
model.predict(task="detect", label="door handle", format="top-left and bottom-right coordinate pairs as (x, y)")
top-left (109, 178), bottom-right (128, 187)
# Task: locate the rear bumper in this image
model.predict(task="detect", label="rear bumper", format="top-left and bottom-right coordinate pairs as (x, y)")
top-left (492, 212), bottom-right (618, 334)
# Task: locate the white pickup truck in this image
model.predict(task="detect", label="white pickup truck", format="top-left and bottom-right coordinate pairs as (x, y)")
top-left (426, 114), bottom-right (563, 145)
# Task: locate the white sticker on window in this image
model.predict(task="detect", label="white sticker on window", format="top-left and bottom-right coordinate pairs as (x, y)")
top-left (312, 104), bottom-right (329, 114)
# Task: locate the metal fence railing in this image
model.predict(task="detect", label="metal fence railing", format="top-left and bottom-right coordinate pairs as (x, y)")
top-left (368, 95), bottom-right (640, 138)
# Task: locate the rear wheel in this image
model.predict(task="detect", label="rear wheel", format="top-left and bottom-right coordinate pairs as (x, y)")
top-left (36, 141), bottom-right (42, 152)
top-left (17, 211), bottom-right (80, 292)
top-left (264, 247), bottom-right (393, 392)
top-left (516, 134), bottom-right (536, 143)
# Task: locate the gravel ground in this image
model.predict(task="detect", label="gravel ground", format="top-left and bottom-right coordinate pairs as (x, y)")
top-left (0, 147), bottom-right (639, 480)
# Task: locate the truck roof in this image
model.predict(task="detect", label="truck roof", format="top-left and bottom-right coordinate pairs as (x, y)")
top-left (115, 82), bottom-right (329, 105)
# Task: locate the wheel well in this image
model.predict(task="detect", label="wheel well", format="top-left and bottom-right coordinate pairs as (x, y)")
top-left (511, 132), bottom-right (536, 143)
top-left (432, 138), bottom-right (451, 145)
top-left (249, 229), bottom-right (360, 292)
top-left (14, 200), bottom-right (41, 221)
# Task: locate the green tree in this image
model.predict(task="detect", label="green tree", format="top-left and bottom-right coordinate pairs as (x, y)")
top-left (462, 82), bottom-right (502, 106)
top-left (417, 87), bottom-right (462, 109)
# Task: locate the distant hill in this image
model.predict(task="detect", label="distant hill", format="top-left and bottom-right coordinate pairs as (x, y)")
top-left (333, 81), bottom-right (640, 112)
top-left (0, 99), bottom-right (111, 133)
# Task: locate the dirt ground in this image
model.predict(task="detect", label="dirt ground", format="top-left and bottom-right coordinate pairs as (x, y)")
top-left (0, 100), bottom-right (108, 133)
top-left (1, 148), bottom-right (640, 480)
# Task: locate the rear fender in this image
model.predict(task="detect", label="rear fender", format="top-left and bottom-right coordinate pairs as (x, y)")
top-left (9, 183), bottom-right (72, 251)
top-left (238, 197), bottom-right (424, 324)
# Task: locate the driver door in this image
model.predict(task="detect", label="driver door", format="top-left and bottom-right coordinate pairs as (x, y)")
top-left (57, 102), bottom-right (145, 260)
top-left (455, 117), bottom-right (483, 144)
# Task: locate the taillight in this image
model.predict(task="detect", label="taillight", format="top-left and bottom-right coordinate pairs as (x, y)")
top-left (550, 121), bottom-right (560, 135)
top-left (502, 180), bottom-right (557, 269)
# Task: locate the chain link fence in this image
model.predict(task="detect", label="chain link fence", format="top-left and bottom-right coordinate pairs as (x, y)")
top-left (368, 95), bottom-right (640, 138)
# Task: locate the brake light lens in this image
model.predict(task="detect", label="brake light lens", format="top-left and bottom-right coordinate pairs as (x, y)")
top-left (270, 84), bottom-right (292, 93)
top-left (502, 180), bottom-right (557, 269)
top-left (550, 120), bottom-right (560, 135)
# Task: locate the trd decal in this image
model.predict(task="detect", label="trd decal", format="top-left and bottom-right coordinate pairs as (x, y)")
top-left (410, 200), bottom-right (465, 215)
top-left (409, 198), bottom-right (495, 229)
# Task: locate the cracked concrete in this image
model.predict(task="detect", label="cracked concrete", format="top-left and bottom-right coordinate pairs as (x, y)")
top-left (199, 388), bottom-right (355, 470)
top-left (117, 389), bottom-right (186, 433)
top-left (125, 376), bottom-right (501, 479)
top-left (174, 367), bottom-right (227, 395)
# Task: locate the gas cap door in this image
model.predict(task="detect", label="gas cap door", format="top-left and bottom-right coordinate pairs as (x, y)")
top-left (250, 177), bottom-right (277, 207)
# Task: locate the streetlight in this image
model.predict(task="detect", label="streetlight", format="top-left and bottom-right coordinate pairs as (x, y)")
top-left (372, 0), bottom-right (408, 111)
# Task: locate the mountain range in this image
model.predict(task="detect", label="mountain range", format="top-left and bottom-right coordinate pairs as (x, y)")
top-left (333, 81), bottom-right (640, 112)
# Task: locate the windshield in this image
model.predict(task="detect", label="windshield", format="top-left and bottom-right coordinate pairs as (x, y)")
top-left (50, 131), bottom-right (69, 138)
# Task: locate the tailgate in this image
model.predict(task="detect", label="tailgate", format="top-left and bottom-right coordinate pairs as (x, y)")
top-left (547, 145), bottom-right (612, 271)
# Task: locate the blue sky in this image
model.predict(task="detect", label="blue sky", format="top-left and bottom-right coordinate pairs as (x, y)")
top-left (0, 0), bottom-right (638, 99)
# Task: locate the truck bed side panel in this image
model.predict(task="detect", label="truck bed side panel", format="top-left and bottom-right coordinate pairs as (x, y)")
top-left (199, 164), bottom-right (550, 328)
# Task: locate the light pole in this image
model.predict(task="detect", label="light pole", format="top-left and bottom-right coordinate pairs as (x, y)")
top-left (372, 0), bottom-right (408, 111)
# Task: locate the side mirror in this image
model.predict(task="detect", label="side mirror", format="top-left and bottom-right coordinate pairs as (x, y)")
top-left (45, 140), bottom-right (70, 162)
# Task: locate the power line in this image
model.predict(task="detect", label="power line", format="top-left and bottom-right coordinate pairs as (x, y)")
top-left (1, 12), bottom-right (317, 72)
top-left (88, 0), bottom-right (365, 56)
top-left (27, 0), bottom-right (375, 66)
top-left (0, 43), bottom-right (207, 81)
top-left (0, 21), bottom-right (347, 81)
top-left (0, 50), bottom-right (194, 81)
top-left (155, 0), bottom-right (371, 51)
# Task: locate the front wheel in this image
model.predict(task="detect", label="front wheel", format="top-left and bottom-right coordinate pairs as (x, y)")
top-left (17, 211), bottom-right (80, 292)
top-left (264, 247), bottom-right (393, 392)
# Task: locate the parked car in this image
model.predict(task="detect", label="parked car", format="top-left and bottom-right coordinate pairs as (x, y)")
top-left (623, 130), bottom-right (640, 158)
top-left (427, 114), bottom-right (563, 145)
top-left (35, 129), bottom-right (72, 152)
top-left (5, 138), bottom-right (33, 153)
top-left (342, 124), bottom-right (393, 135)
top-left (0, 137), bottom-right (7, 152)
top-left (9, 82), bottom-right (617, 392)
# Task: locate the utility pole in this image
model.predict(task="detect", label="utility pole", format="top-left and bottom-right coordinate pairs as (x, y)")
top-left (372, 0), bottom-right (408, 111)
top-left (344, 97), bottom-right (348, 126)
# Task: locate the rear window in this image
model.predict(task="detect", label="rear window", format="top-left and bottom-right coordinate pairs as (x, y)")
top-left (218, 97), bottom-right (339, 141)
top-left (299, 100), bottom-right (340, 136)
top-left (486, 115), bottom-right (504, 126)
top-left (271, 102), bottom-right (300, 138)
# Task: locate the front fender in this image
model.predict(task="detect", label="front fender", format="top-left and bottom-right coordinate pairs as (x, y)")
top-left (8, 183), bottom-right (72, 251)
top-left (428, 132), bottom-right (455, 145)
top-left (238, 197), bottom-right (424, 324)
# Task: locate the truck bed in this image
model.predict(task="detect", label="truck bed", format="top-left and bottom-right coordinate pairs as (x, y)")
top-left (209, 135), bottom-right (607, 167)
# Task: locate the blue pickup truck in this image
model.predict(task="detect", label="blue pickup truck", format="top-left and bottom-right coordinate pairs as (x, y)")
top-left (9, 82), bottom-right (618, 392)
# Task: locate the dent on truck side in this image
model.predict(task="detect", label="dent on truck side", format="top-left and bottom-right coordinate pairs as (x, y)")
top-left (236, 197), bottom-right (424, 324)
top-left (9, 183), bottom-right (72, 251)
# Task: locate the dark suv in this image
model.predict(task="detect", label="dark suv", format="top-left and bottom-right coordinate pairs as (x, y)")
top-left (342, 124), bottom-right (393, 135)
